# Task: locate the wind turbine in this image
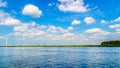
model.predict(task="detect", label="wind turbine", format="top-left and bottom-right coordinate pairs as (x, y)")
top-left (32, 41), bottom-right (34, 46)
top-left (5, 37), bottom-right (8, 47)
top-left (0, 36), bottom-right (8, 47)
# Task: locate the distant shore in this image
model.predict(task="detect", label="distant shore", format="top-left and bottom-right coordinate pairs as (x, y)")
top-left (0, 45), bottom-right (120, 47)
top-left (0, 40), bottom-right (120, 47)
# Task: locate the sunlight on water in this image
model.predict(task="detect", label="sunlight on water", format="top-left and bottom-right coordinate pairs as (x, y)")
top-left (0, 47), bottom-right (120, 68)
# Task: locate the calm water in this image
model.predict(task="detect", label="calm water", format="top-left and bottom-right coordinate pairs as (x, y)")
top-left (0, 47), bottom-right (120, 68)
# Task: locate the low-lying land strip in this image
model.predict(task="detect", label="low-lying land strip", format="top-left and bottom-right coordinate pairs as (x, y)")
top-left (0, 40), bottom-right (120, 47)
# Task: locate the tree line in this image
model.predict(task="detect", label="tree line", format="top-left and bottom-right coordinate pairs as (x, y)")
top-left (101, 40), bottom-right (120, 46)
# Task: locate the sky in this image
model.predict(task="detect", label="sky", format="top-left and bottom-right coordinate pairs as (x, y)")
top-left (0, 0), bottom-right (120, 45)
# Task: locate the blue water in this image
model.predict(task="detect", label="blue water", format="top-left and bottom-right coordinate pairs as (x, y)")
top-left (0, 47), bottom-right (120, 68)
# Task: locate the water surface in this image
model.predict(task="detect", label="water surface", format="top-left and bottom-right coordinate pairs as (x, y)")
top-left (0, 47), bottom-right (120, 68)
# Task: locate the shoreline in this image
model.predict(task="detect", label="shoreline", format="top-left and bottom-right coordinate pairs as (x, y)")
top-left (0, 45), bottom-right (120, 47)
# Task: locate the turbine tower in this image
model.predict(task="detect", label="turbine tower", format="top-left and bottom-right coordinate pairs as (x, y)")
top-left (0, 36), bottom-right (8, 47)
top-left (5, 37), bottom-right (8, 47)
top-left (32, 41), bottom-right (34, 46)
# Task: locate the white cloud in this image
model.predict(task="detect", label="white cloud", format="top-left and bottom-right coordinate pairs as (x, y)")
top-left (11, 22), bottom-right (114, 44)
top-left (0, 10), bottom-right (21, 26)
top-left (113, 17), bottom-right (120, 22)
top-left (47, 25), bottom-right (68, 34)
top-left (71, 19), bottom-right (81, 25)
top-left (62, 33), bottom-right (75, 40)
top-left (58, 0), bottom-right (89, 12)
top-left (47, 25), bottom-right (58, 34)
top-left (13, 22), bottom-right (47, 37)
top-left (84, 28), bottom-right (111, 41)
top-left (48, 3), bottom-right (55, 6)
top-left (110, 29), bottom-right (120, 39)
top-left (14, 23), bottom-right (29, 32)
top-left (116, 29), bottom-right (120, 35)
top-left (48, 3), bottom-right (52, 6)
top-left (109, 24), bottom-right (120, 29)
top-left (38, 25), bottom-right (47, 29)
top-left (85, 28), bottom-right (101, 33)
top-left (85, 28), bottom-right (110, 36)
top-left (84, 17), bottom-right (95, 24)
top-left (22, 4), bottom-right (42, 18)
top-left (101, 20), bottom-right (107, 24)
top-left (0, 5), bottom-right (118, 44)
top-left (0, 36), bottom-right (5, 39)
top-left (12, 22), bottom-right (77, 41)
top-left (68, 26), bottom-right (73, 30)
top-left (0, 10), bottom-right (115, 44)
top-left (0, 0), bottom-right (7, 7)
top-left (1, 17), bottom-right (21, 26)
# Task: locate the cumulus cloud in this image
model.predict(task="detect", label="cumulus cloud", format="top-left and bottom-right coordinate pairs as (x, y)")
top-left (109, 24), bottom-right (120, 29)
top-left (22, 4), bottom-right (42, 18)
top-left (14, 23), bottom-right (29, 32)
top-left (1, 17), bottom-right (21, 26)
top-left (85, 28), bottom-right (111, 39)
top-left (10, 21), bottom-right (115, 44)
top-left (12, 23), bottom-right (69, 38)
top-left (0, 3), bottom-right (119, 45)
top-left (116, 29), bottom-right (120, 35)
top-left (101, 20), bottom-right (107, 24)
top-left (113, 17), bottom-right (120, 22)
top-left (48, 3), bottom-right (55, 6)
top-left (62, 33), bottom-right (75, 40)
top-left (6, 17), bottom-right (112, 45)
top-left (57, 0), bottom-right (89, 12)
top-left (109, 29), bottom-right (120, 40)
top-left (47, 25), bottom-right (58, 34)
top-left (12, 22), bottom-right (79, 42)
top-left (71, 19), bottom-right (81, 25)
top-left (84, 17), bottom-right (95, 24)
top-left (85, 28), bottom-right (106, 34)
top-left (85, 28), bottom-right (110, 35)
top-left (0, 36), bottom-right (5, 39)
top-left (47, 25), bottom-right (69, 34)
top-left (0, 10), bottom-right (21, 26)
top-left (48, 3), bottom-right (52, 6)
top-left (13, 22), bottom-right (46, 37)
top-left (0, 0), bottom-right (7, 7)
top-left (68, 26), bottom-right (73, 30)
top-left (0, 10), bottom-right (116, 44)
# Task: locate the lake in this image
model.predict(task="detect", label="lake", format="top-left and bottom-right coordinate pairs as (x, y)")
top-left (0, 47), bottom-right (120, 68)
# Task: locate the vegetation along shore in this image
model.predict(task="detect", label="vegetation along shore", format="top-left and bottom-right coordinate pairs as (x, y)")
top-left (0, 40), bottom-right (120, 47)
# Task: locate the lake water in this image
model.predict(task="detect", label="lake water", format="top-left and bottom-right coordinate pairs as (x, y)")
top-left (0, 47), bottom-right (120, 68)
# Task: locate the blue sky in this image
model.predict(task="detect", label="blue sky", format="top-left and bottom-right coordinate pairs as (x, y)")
top-left (0, 0), bottom-right (120, 45)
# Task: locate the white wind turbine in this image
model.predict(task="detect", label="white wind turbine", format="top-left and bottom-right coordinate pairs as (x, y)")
top-left (5, 37), bottom-right (8, 47)
top-left (0, 36), bottom-right (8, 47)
